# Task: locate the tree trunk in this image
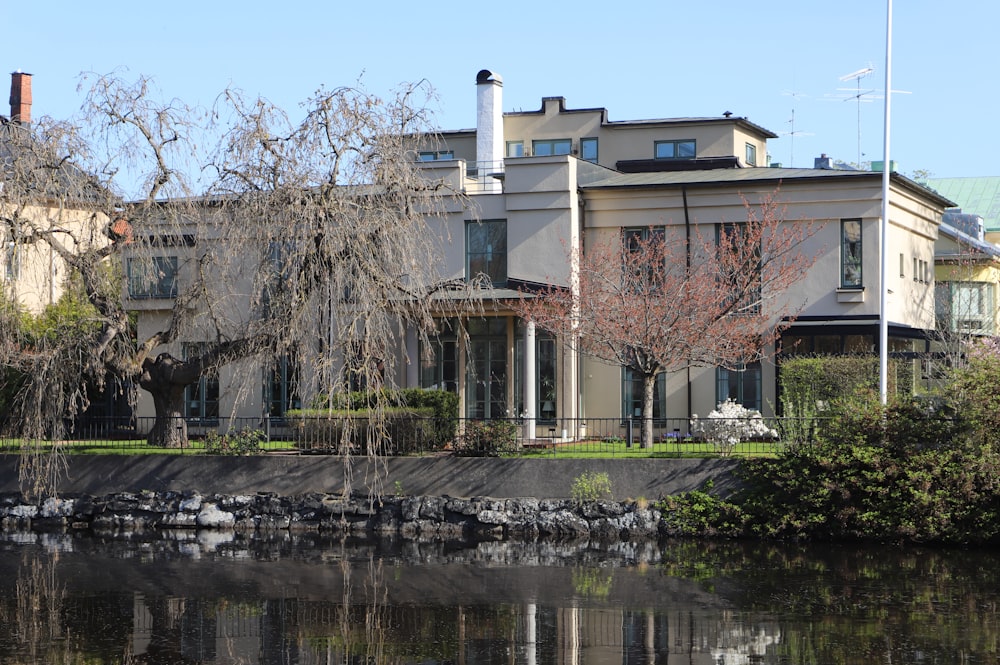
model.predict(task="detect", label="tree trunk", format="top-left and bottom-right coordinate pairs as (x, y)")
top-left (147, 386), bottom-right (188, 448)
top-left (140, 354), bottom-right (194, 448)
top-left (642, 372), bottom-right (656, 449)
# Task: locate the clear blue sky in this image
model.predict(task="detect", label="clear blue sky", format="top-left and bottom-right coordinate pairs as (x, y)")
top-left (3, 0), bottom-right (994, 179)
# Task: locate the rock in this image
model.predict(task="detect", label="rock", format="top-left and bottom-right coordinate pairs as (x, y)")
top-left (0, 491), bottom-right (667, 544)
top-left (195, 503), bottom-right (235, 528)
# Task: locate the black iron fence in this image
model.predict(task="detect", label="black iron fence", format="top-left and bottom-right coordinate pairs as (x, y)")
top-left (0, 414), bottom-right (832, 458)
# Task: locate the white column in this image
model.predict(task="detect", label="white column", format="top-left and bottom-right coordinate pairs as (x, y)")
top-left (525, 602), bottom-right (537, 665)
top-left (524, 321), bottom-right (536, 440)
top-left (405, 326), bottom-right (419, 388)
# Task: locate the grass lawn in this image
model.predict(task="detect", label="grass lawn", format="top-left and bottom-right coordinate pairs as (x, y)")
top-left (519, 438), bottom-right (783, 458)
top-left (0, 439), bottom-right (300, 455)
top-left (0, 437), bottom-right (780, 458)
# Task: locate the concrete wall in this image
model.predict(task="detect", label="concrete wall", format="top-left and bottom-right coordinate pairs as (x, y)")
top-left (0, 455), bottom-right (742, 500)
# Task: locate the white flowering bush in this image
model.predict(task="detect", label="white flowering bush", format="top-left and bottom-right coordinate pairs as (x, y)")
top-left (690, 399), bottom-right (777, 456)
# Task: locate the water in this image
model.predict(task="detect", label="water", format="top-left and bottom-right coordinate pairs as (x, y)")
top-left (0, 531), bottom-right (998, 664)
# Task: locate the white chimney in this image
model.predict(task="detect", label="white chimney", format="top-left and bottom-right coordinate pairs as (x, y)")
top-left (476, 70), bottom-right (503, 184)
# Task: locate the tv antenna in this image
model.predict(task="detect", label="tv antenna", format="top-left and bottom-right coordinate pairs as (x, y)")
top-left (838, 65), bottom-right (875, 165)
top-left (779, 90), bottom-right (814, 168)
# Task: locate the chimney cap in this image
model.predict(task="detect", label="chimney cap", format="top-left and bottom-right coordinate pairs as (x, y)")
top-left (476, 69), bottom-right (502, 86)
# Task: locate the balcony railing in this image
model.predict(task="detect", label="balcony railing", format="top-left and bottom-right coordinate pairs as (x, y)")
top-left (465, 160), bottom-right (505, 194)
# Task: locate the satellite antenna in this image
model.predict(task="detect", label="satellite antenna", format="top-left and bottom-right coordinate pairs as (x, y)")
top-left (839, 65), bottom-right (875, 165)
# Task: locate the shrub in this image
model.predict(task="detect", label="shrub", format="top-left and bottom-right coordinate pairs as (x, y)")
top-left (777, 355), bottom-right (879, 445)
top-left (453, 419), bottom-right (520, 457)
top-left (285, 407), bottom-right (435, 454)
top-left (657, 482), bottom-right (746, 538)
top-left (204, 427), bottom-right (264, 455)
top-left (690, 400), bottom-right (775, 455)
top-left (571, 471), bottom-right (612, 503)
top-left (949, 338), bottom-right (1000, 447)
top-left (310, 388), bottom-right (458, 450)
top-left (738, 389), bottom-right (1000, 544)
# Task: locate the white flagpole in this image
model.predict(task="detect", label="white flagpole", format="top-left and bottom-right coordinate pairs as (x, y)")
top-left (879, 0), bottom-right (893, 405)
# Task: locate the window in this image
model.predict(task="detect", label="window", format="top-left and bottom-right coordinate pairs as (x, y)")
top-left (506, 141), bottom-right (524, 158)
top-left (622, 369), bottom-right (666, 421)
top-left (420, 320), bottom-right (458, 393)
top-left (537, 337), bottom-right (557, 420)
top-left (531, 138), bottom-right (571, 156)
top-left (466, 318), bottom-right (508, 419)
top-left (716, 362), bottom-right (762, 411)
top-left (936, 282), bottom-right (995, 335)
top-left (623, 226), bottom-right (666, 292)
top-left (717, 223), bottom-right (761, 313)
top-left (341, 339), bottom-right (385, 393)
top-left (3, 241), bottom-right (19, 281)
top-left (265, 354), bottom-right (301, 419)
top-left (580, 137), bottom-right (599, 163)
top-left (745, 143), bottom-right (757, 166)
top-left (127, 256), bottom-right (178, 299)
top-left (466, 219), bottom-right (507, 286)
top-left (899, 253), bottom-right (905, 278)
top-left (418, 150), bottom-right (454, 161)
top-left (780, 331), bottom-right (874, 355)
top-left (911, 258), bottom-right (930, 284)
top-left (263, 240), bottom-right (296, 312)
top-left (623, 226), bottom-right (664, 250)
top-left (841, 220), bottom-right (863, 288)
top-left (184, 343), bottom-right (219, 423)
top-left (654, 139), bottom-right (696, 159)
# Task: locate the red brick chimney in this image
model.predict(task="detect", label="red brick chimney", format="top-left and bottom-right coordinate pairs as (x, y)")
top-left (9, 71), bottom-right (32, 124)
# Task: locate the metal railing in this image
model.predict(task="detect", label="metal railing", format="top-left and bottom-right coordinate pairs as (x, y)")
top-left (0, 414), bottom-right (829, 458)
top-left (465, 160), bottom-right (505, 193)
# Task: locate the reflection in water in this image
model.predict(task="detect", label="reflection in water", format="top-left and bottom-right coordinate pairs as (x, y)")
top-left (0, 532), bottom-right (998, 664)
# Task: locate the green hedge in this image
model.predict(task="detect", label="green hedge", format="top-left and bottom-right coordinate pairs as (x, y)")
top-left (309, 388), bottom-right (459, 450)
top-left (285, 407), bottom-right (437, 454)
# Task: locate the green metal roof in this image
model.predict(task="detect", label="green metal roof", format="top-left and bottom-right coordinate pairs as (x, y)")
top-left (926, 176), bottom-right (1000, 232)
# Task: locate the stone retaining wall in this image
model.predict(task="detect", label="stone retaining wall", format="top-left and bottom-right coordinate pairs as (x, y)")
top-left (0, 455), bottom-right (742, 499)
top-left (0, 491), bottom-right (669, 543)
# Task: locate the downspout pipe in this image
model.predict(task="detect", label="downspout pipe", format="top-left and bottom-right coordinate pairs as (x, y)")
top-left (682, 185), bottom-right (693, 419)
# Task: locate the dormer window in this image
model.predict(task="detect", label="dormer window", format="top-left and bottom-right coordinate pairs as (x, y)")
top-left (654, 140), bottom-right (695, 159)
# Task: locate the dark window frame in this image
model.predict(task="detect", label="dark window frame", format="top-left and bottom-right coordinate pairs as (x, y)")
top-left (418, 150), bottom-right (455, 161)
top-left (466, 219), bottom-right (508, 286)
top-left (127, 256), bottom-right (178, 299)
top-left (716, 362), bottom-right (763, 412)
top-left (654, 139), bottom-right (696, 160)
top-left (531, 138), bottom-right (572, 157)
top-left (841, 219), bottom-right (863, 289)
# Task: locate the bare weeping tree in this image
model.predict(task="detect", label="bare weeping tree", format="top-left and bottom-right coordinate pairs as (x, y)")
top-left (0, 72), bottom-right (470, 468)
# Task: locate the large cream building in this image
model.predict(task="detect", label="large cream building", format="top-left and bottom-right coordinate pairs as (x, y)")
top-left (400, 70), bottom-right (950, 435)
top-left (129, 70), bottom-right (953, 438)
